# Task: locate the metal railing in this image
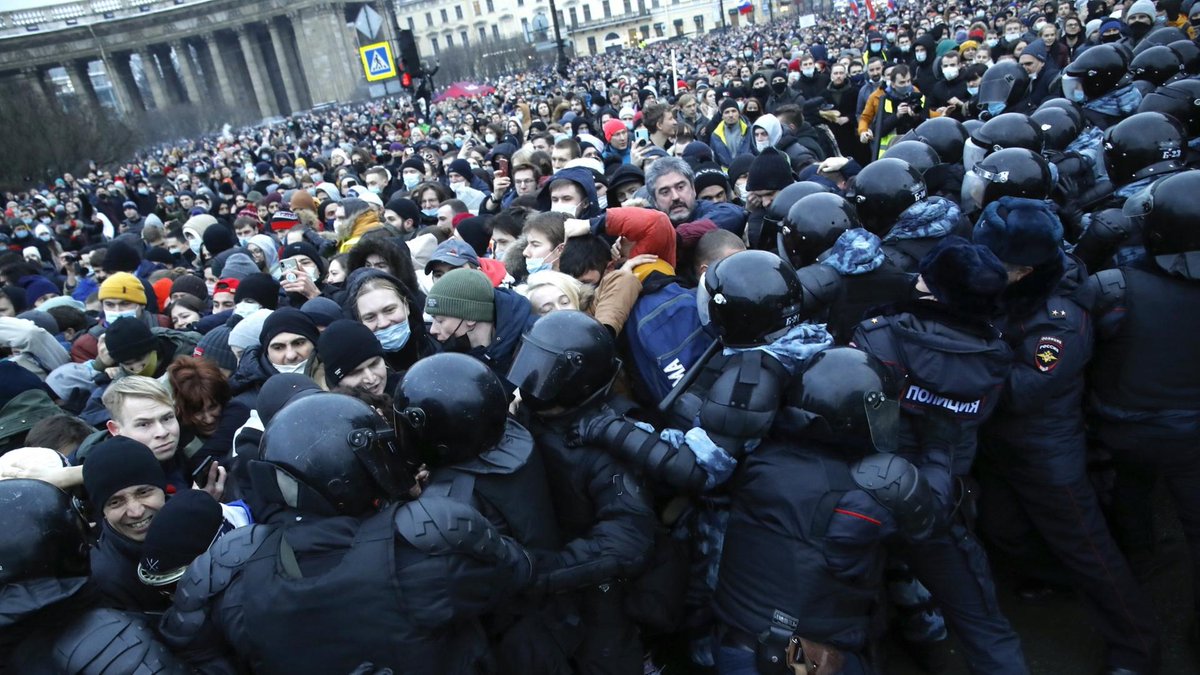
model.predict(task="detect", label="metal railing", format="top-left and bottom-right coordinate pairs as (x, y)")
top-left (0, 0), bottom-right (209, 38)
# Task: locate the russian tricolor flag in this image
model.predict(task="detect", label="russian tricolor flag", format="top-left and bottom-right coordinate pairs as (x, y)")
top-left (863, 0), bottom-right (876, 19)
top-left (737, 0), bottom-right (753, 14)
top-left (849, 0), bottom-right (859, 14)
top-left (886, 0), bottom-right (896, 12)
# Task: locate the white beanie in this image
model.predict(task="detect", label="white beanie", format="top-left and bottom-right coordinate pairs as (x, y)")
top-left (1127, 0), bottom-right (1156, 19)
top-left (228, 308), bottom-right (274, 352)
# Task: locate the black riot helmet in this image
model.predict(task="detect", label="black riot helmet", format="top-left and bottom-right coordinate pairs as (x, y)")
top-left (975, 61), bottom-right (1031, 118)
top-left (758, 181), bottom-right (829, 250)
top-left (699, 250), bottom-right (808, 347)
top-left (1140, 78), bottom-right (1200, 137)
top-left (0, 479), bottom-right (90, 584)
top-left (785, 347), bottom-right (901, 454)
top-left (847, 158), bottom-right (927, 236)
top-left (1031, 106), bottom-right (1082, 152)
top-left (1132, 26), bottom-right (1190, 55)
top-left (965, 113), bottom-right (1045, 171)
top-left (393, 353), bottom-right (508, 468)
top-left (884, 140), bottom-right (941, 175)
top-left (781, 192), bottom-right (862, 267)
top-left (1129, 45), bottom-right (1185, 86)
top-left (1168, 40), bottom-right (1200, 75)
top-left (1124, 170), bottom-right (1200, 279)
top-left (1036, 97), bottom-right (1086, 126)
top-left (1063, 44), bottom-right (1130, 101)
top-left (508, 310), bottom-right (617, 411)
top-left (961, 148), bottom-right (1053, 216)
top-left (254, 393), bottom-right (417, 517)
top-left (1102, 111), bottom-right (1186, 186)
top-left (913, 116), bottom-right (969, 164)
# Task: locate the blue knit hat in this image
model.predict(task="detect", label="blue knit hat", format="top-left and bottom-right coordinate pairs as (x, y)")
top-left (919, 235), bottom-right (1008, 318)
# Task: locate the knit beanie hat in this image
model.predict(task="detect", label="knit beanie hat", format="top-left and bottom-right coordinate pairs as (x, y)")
top-left (319, 320), bottom-right (385, 389)
top-left (19, 275), bottom-right (59, 308)
top-left (454, 217), bottom-right (492, 258)
top-left (448, 159), bottom-right (474, 181)
top-left (99, 272), bottom-right (147, 305)
top-left (693, 162), bottom-right (731, 195)
top-left (106, 316), bottom-right (157, 363)
top-left (260, 307), bottom-right (319, 346)
top-left (228, 308), bottom-right (272, 352)
top-left (681, 141), bottom-right (715, 166)
top-left (152, 278), bottom-right (173, 311)
top-left (171, 274), bottom-right (208, 303)
top-left (385, 196), bottom-right (420, 225)
top-left (300, 296), bottom-right (344, 327)
top-left (973, 197), bottom-right (1064, 267)
top-left (719, 98), bottom-right (741, 114)
top-left (728, 153), bottom-right (756, 182)
top-left (137, 489), bottom-right (224, 586)
top-left (425, 269), bottom-right (495, 323)
top-left (279, 241), bottom-right (324, 275)
top-left (202, 224), bottom-right (238, 256)
top-left (1127, 0), bottom-right (1156, 19)
top-left (234, 273), bottom-right (281, 310)
top-left (220, 253), bottom-right (259, 282)
top-left (193, 325), bottom-right (238, 373)
top-left (102, 240), bottom-right (142, 274)
top-left (603, 119), bottom-right (627, 143)
top-left (257, 374), bottom-right (321, 425)
top-left (18, 310), bottom-right (58, 336)
top-left (83, 436), bottom-right (167, 512)
top-left (746, 148), bottom-right (793, 192)
top-left (919, 235), bottom-right (1008, 318)
top-left (401, 157), bottom-right (426, 174)
top-left (269, 210), bottom-right (300, 232)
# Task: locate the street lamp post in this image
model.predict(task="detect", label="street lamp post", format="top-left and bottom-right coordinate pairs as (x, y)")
top-left (549, 0), bottom-right (570, 78)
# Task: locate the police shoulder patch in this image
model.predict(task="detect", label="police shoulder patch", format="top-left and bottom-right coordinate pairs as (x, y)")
top-left (1034, 336), bottom-right (1063, 373)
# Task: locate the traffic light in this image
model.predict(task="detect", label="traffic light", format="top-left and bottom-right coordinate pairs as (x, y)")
top-left (401, 70), bottom-right (413, 90)
top-left (398, 29), bottom-right (422, 77)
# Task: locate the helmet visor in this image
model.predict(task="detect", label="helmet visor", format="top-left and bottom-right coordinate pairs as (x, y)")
top-left (961, 168), bottom-right (989, 216)
top-left (1122, 182), bottom-right (1155, 222)
top-left (962, 138), bottom-right (988, 173)
top-left (350, 425), bottom-right (418, 502)
top-left (695, 271), bottom-right (713, 327)
top-left (507, 335), bottom-right (578, 404)
top-left (976, 73), bottom-right (1015, 104)
top-left (864, 390), bottom-right (900, 454)
top-left (1060, 74), bottom-right (1085, 103)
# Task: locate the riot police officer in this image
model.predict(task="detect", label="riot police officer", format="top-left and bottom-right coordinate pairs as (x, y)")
top-left (0, 478), bottom-right (188, 673)
top-left (1086, 170), bottom-right (1200, 631)
top-left (850, 237), bottom-right (1029, 675)
top-left (160, 393), bottom-right (533, 674)
top-left (1062, 45), bottom-right (1144, 130)
top-left (713, 347), bottom-right (945, 675)
top-left (972, 197), bottom-right (1161, 675)
top-left (508, 310), bottom-right (656, 675)
top-left (394, 352), bottom-right (569, 673)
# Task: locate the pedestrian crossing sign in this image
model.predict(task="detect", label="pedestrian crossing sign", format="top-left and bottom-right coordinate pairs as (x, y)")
top-left (359, 42), bottom-right (396, 82)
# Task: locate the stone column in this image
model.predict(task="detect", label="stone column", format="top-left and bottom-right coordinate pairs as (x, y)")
top-left (20, 67), bottom-right (53, 109)
top-left (267, 18), bottom-right (302, 114)
top-left (235, 25), bottom-right (276, 118)
top-left (292, 4), bottom-right (339, 105)
top-left (65, 59), bottom-right (98, 110)
top-left (139, 47), bottom-right (170, 109)
top-left (99, 53), bottom-right (137, 115)
top-left (112, 53), bottom-right (147, 112)
top-left (170, 39), bottom-right (203, 104)
top-left (323, 2), bottom-right (358, 101)
top-left (202, 32), bottom-right (238, 107)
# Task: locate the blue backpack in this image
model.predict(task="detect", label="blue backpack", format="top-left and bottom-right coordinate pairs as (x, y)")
top-left (622, 276), bottom-right (712, 404)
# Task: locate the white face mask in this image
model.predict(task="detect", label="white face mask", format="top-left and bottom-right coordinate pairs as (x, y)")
top-left (942, 66), bottom-right (959, 80)
top-left (274, 358), bottom-right (308, 375)
top-left (485, 133), bottom-right (497, 144)
top-left (596, 194), bottom-right (608, 210)
top-left (105, 309), bottom-right (138, 325)
top-left (755, 139), bottom-right (771, 151)
top-left (801, 67), bottom-right (815, 77)
top-left (550, 203), bottom-right (580, 216)
top-left (233, 300), bottom-right (261, 318)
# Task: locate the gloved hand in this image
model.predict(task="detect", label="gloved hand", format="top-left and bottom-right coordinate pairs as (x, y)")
top-left (571, 407), bottom-right (622, 448)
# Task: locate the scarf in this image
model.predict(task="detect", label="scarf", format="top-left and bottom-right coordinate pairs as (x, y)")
top-left (1084, 84), bottom-right (1143, 118)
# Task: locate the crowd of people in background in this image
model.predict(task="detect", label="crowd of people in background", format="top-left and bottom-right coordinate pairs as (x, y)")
top-left (2, 0), bottom-right (1200, 671)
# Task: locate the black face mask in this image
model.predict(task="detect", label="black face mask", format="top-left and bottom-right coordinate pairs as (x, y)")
top-left (440, 319), bottom-right (474, 354)
top-left (752, 85), bottom-right (770, 100)
top-left (1127, 22), bottom-right (1152, 39)
top-left (772, 81), bottom-right (787, 94)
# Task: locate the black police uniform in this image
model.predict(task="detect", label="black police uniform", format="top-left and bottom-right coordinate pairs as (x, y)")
top-left (159, 495), bottom-right (533, 674)
top-left (851, 300), bottom-right (1029, 675)
top-left (975, 254), bottom-right (1160, 673)
top-left (1087, 257), bottom-right (1200, 617)
top-left (714, 431), bottom-right (948, 674)
top-left (524, 408), bottom-right (657, 675)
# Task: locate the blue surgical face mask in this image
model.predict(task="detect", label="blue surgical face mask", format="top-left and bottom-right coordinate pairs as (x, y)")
top-left (893, 84), bottom-right (913, 96)
top-left (165, 195), bottom-right (176, 205)
top-left (105, 309), bottom-right (137, 325)
top-left (987, 101), bottom-right (1007, 116)
top-left (1070, 88), bottom-right (1086, 103)
top-left (189, 238), bottom-right (202, 255)
top-left (916, 51), bottom-right (927, 62)
top-left (403, 174), bottom-right (420, 189)
top-left (374, 321), bottom-right (411, 351)
top-left (967, 85), bottom-right (980, 96)
top-left (421, 207), bottom-right (438, 217)
top-left (526, 257), bottom-right (552, 274)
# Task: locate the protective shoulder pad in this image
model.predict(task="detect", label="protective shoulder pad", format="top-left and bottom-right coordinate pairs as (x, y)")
top-left (1080, 268), bottom-right (1127, 316)
top-left (52, 608), bottom-right (190, 674)
top-left (395, 495), bottom-right (509, 563)
top-left (850, 453), bottom-right (937, 539)
top-left (699, 350), bottom-right (786, 440)
top-left (1087, 208), bottom-right (1133, 244)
